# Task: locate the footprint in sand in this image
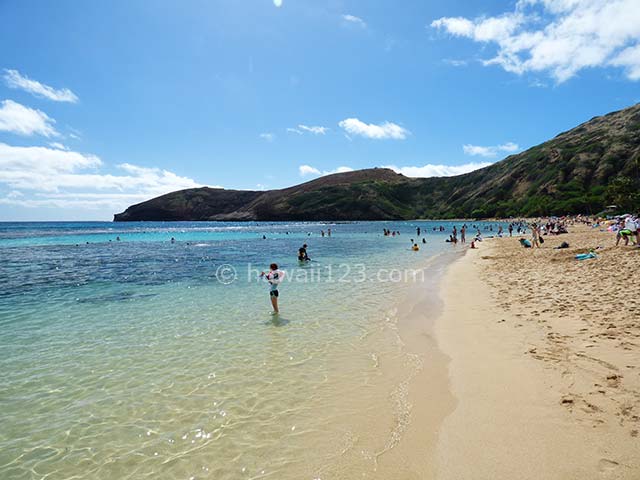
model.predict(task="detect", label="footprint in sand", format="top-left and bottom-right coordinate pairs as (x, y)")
top-left (598, 458), bottom-right (620, 474)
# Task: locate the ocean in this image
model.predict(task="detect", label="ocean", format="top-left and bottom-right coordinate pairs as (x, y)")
top-left (0, 220), bottom-right (502, 479)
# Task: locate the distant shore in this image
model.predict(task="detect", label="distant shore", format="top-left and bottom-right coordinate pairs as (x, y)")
top-left (434, 225), bottom-right (640, 479)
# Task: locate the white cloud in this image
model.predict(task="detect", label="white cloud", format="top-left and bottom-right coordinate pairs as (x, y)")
top-left (342, 14), bottom-right (367, 28)
top-left (297, 124), bottom-right (329, 135)
top-left (259, 132), bottom-right (275, 142)
top-left (338, 118), bottom-right (410, 140)
top-left (610, 44), bottom-right (640, 80)
top-left (273, 0), bottom-right (282, 7)
top-left (385, 162), bottom-right (493, 177)
top-left (329, 166), bottom-right (354, 175)
top-left (0, 99), bottom-right (58, 137)
top-left (286, 127), bottom-right (303, 135)
top-left (463, 142), bottom-right (520, 157)
top-left (49, 142), bottom-right (68, 150)
top-left (0, 142), bottom-right (203, 211)
top-left (431, 0), bottom-right (640, 82)
top-left (4, 69), bottom-right (78, 103)
top-left (299, 165), bottom-right (321, 176)
top-left (299, 164), bottom-right (354, 177)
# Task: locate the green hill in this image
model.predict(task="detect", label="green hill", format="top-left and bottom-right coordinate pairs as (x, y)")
top-left (114, 103), bottom-right (640, 221)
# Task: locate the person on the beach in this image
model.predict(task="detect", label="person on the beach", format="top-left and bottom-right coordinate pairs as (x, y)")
top-left (508, 224), bottom-right (513, 237)
top-left (531, 223), bottom-right (541, 248)
top-left (298, 244), bottom-right (310, 261)
top-left (624, 216), bottom-right (638, 245)
top-left (519, 238), bottom-right (532, 248)
top-left (460, 225), bottom-right (466, 244)
top-left (260, 263), bottom-right (284, 314)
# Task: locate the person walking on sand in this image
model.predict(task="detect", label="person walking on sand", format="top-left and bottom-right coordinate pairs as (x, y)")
top-left (531, 223), bottom-right (541, 248)
top-left (260, 263), bottom-right (284, 314)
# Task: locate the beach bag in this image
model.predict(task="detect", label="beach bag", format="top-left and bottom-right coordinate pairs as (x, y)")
top-left (539, 236), bottom-right (544, 244)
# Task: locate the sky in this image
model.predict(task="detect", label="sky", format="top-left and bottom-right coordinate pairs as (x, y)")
top-left (1, 0), bottom-right (639, 221)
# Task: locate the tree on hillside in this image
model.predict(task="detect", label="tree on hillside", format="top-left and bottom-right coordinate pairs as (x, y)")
top-left (606, 175), bottom-right (640, 212)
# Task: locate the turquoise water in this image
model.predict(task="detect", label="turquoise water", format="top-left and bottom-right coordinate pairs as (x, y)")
top-left (0, 221), bottom-right (502, 479)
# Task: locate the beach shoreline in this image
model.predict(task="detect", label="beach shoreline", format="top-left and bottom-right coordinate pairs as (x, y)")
top-left (434, 226), bottom-right (640, 479)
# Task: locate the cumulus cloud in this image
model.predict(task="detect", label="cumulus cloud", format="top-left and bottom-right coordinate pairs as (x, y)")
top-left (338, 118), bottom-right (410, 140)
top-left (385, 162), bottom-right (493, 177)
top-left (431, 0), bottom-right (640, 82)
top-left (463, 142), bottom-right (520, 157)
top-left (0, 143), bottom-right (203, 211)
top-left (4, 69), bottom-right (78, 103)
top-left (342, 14), bottom-right (367, 28)
top-left (299, 165), bottom-right (321, 176)
top-left (299, 164), bottom-right (354, 177)
top-left (0, 99), bottom-right (58, 137)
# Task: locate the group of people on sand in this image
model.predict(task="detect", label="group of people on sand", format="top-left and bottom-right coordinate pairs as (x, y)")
top-left (512, 213), bottom-right (640, 250)
top-left (612, 214), bottom-right (639, 246)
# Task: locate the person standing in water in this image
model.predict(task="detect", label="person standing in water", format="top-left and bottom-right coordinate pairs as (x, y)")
top-left (298, 244), bottom-right (310, 261)
top-left (260, 263), bottom-right (284, 314)
top-left (460, 225), bottom-right (466, 244)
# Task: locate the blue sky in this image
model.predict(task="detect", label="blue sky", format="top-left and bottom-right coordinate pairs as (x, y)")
top-left (1, 0), bottom-right (639, 220)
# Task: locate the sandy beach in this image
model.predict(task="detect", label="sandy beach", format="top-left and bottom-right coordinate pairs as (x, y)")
top-left (435, 224), bottom-right (640, 479)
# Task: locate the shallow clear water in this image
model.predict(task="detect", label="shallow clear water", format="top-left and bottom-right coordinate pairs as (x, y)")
top-left (0, 220), bottom-right (503, 479)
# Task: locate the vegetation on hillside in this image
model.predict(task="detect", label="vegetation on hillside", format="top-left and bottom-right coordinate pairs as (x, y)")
top-left (114, 103), bottom-right (640, 222)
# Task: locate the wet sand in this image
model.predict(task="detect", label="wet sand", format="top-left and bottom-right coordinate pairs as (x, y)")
top-left (435, 225), bottom-right (640, 479)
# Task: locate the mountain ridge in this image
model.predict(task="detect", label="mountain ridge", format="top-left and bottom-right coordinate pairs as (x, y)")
top-left (114, 103), bottom-right (640, 221)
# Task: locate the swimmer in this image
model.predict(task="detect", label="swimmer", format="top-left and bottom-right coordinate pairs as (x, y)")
top-left (412, 243), bottom-right (420, 251)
